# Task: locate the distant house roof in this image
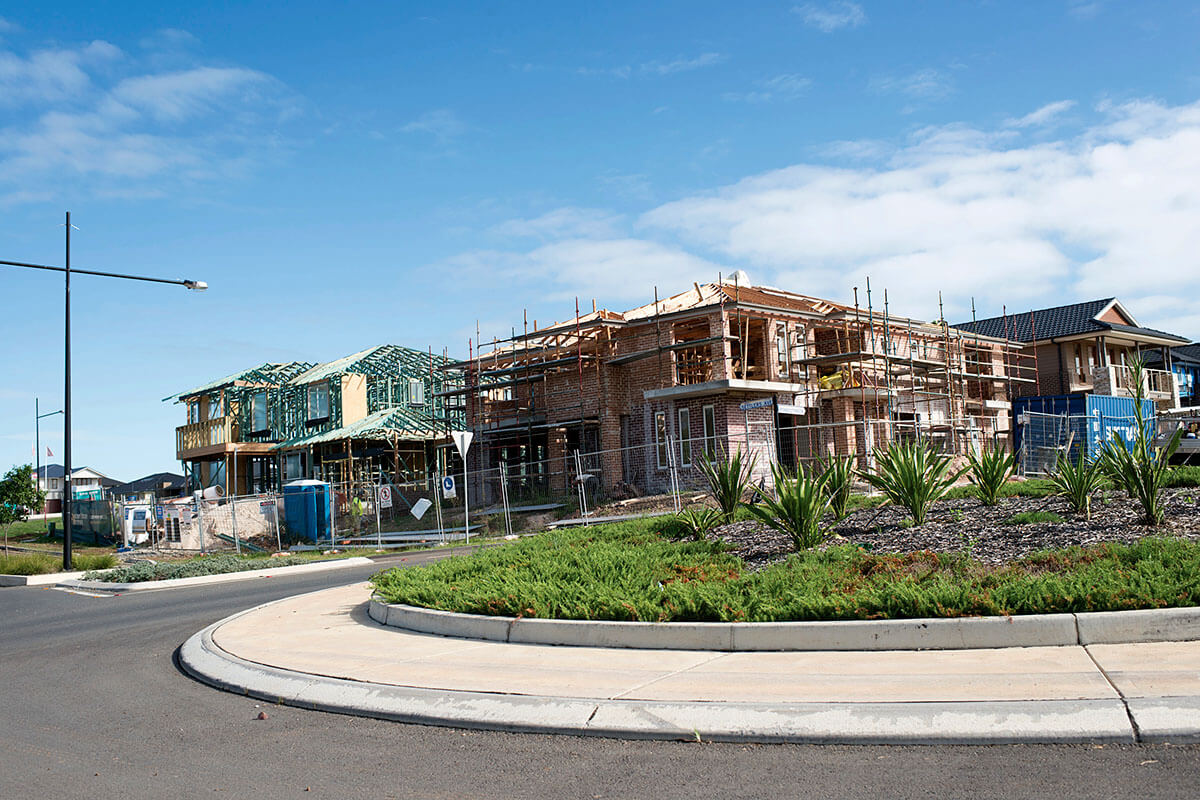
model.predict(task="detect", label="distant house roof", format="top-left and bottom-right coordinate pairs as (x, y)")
top-left (954, 298), bottom-right (1188, 345)
top-left (108, 472), bottom-right (187, 497)
top-left (34, 464), bottom-right (116, 481)
top-left (1144, 343), bottom-right (1200, 367)
top-left (165, 361), bottom-right (315, 402)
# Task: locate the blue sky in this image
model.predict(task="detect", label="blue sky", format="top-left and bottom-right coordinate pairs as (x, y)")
top-left (3, 1), bottom-right (1200, 480)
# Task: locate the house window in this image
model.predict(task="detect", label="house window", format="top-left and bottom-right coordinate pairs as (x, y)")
top-left (776, 325), bottom-right (789, 380)
top-left (408, 378), bottom-right (426, 405)
top-left (251, 391), bottom-right (268, 433)
top-left (284, 453), bottom-right (304, 481)
top-left (208, 396), bottom-right (224, 420)
top-left (677, 407), bottom-right (692, 467)
top-left (702, 405), bottom-right (717, 458)
top-left (307, 382), bottom-right (330, 421)
top-left (51, 478), bottom-right (59, 490)
top-left (187, 401), bottom-right (200, 425)
top-left (655, 411), bottom-right (668, 469)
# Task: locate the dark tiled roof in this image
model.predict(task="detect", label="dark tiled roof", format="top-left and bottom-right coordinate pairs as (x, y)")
top-left (1143, 343), bottom-right (1200, 366)
top-left (953, 299), bottom-right (1114, 341)
top-left (108, 472), bottom-right (187, 496)
top-left (954, 299), bottom-right (1188, 345)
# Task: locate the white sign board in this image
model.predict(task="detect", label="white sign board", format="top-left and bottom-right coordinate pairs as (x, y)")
top-left (378, 486), bottom-right (393, 509)
top-left (441, 475), bottom-right (457, 499)
top-left (411, 498), bottom-right (431, 520)
top-left (739, 398), bottom-right (774, 411)
top-left (451, 430), bottom-right (474, 459)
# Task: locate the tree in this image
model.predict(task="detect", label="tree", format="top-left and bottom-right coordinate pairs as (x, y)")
top-left (1, 464), bottom-right (46, 554)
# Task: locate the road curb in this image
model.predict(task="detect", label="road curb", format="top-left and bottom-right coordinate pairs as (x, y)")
top-left (0, 570), bottom-right (87, 587)
top-left (59, 557), bottom-right (375, 593)
top-left (179, 609), bottom-right (1139, 745)
top-left (368, 598), bottom-right (1200, 651)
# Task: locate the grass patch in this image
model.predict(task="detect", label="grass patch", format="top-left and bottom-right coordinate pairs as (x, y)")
top-left (0, 552), bottom-right (117, 575)
top-left (3, 517), bottom-right (61, 539)
top-left (944, 478), bottom-right (1057, 501)
top-left (1165, 466), bottom-right (1200, 488)
top-left (370, 518), bottom-right (1200, 621)
top-left (1005, 511), bottom-right (1067, 526)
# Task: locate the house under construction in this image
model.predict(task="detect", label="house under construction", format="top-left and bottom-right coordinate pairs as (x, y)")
top-left (448, 276), bottom-right (1033, 498)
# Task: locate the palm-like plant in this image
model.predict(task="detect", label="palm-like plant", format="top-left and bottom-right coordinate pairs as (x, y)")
top-left (1048, 447), bottom-right (1106, 518)
top-left (966, 443), bottom-right (1015, 506)
top-left (675, 507), bottom-right (725, 540)
top-left (860, 439), bottom-right (964, 526)
top-left (817, 454), bottom-right (856, 519)
top-left (746, 462), bottom-right (832, 550)
top-left (697, 447), bottom-right (757, 522)
top-left (1098, 358), bottom-right (1182, 525)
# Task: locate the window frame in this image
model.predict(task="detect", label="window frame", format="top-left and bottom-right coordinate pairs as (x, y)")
top-left (702, 405), bottom-right (717, 459)
top-left (654, 411), bottom-right (668, 470)
top-left (306, 381), bottom-right (330, 422)
top-left (251, 390), bottom-right (269, 433)
top-left (408, 378), bottom-right (426, 406)
top-left (677, 407), bottom-right (692, 467)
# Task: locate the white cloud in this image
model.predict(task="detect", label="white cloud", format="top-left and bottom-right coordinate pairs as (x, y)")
top-left (491, 207), bottom-right (624, 240)
top-left (724, 73), bottom-right (812, 103)
top-left (639, 98), bottom-right (1200, 331)
top-left (1006, 100), bottom-right (1076, 128)
top-left (794, 2), bottom-right (866, 33)
top-left (641, 52), bottom-right (725, 76)
top-left (401, 109), bottom-right (466, 141)
top-left (0, 36), bottom-right (297, 202)
top-left (870, 68), bottom-right (954, 101)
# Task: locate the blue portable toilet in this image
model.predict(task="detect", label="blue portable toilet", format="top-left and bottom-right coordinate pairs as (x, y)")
top-left (282, 480), bottom-right (331, 543)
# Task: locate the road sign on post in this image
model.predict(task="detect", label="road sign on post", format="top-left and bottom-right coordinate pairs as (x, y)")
top-left (378, 486), bottom-right (392, 509)
top-left (450, 430), bottom-right (473, 546)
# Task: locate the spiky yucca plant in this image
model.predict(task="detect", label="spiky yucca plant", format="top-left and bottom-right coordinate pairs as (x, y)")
top-left (675, 507), bottom-right (725, 541)
top-left (817, 454), bottom-right (856, 519)
top-left (747, 463), bottom-right (832, 550)
top-left (697, 447), bottom-right (757, 522)
top-left (1048, 448), bottom-right (1106, 519)
top-left (966, 443), bottom-right (1015, 506)
top-left (860, 439), bottom-right (964, 526)
top-left (1098, 358), bottom-right (1181, 525)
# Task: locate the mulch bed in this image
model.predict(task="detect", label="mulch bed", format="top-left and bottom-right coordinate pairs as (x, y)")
top-left (713, 487), bottom-right (1200, 570)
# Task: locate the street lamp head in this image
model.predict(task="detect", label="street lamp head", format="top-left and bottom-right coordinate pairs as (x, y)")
top-left (183, 280), bottom-right (208, 292)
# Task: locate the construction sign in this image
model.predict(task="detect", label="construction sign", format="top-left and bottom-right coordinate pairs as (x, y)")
top-left (379, 486), bottom-right (393, 509)
top-left (441, 476), bottom-right (457, 499)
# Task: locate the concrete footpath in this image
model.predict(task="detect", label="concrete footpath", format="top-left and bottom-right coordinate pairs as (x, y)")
top-left (180, 583), bottom-right (1200, 745)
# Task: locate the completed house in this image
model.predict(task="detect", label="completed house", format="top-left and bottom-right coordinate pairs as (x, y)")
top-left (32, 465), bottom-right (119, 513)
top-left (1144, 344), bottom-right (1200, 408)
top-left (953, 298), bottom-right (1189, 409)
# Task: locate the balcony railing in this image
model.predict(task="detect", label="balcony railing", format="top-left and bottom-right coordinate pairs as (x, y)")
top-left (1094, 365), bottom-right (1178, 400)
top-left (176, 416), bottom-right (236, 457)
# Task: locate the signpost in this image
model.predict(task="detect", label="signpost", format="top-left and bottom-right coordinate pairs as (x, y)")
top-left (738, 397), bottom-right (774, 458)
top-left (378, 486), bottom-right (392, 509)
top-left (450, 431), bottom-right (473, 545)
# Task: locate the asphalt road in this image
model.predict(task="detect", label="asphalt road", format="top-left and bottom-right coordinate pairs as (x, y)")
top-left (2, 552), bottom-right (1198, 800)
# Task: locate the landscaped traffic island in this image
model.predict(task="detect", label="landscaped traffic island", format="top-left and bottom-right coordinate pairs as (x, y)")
top-left (369, 514), bottom-right (1200, 622)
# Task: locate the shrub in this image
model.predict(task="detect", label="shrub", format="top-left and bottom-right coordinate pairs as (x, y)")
top-left (817, 454), bottom-right (856, 519)
top-left (72, 553), bottom-right (118, 571)
top-left (675, 507), bottom-right (725, 540)
top-left (86, 553), bottom-right (312, 582)
top-left (746, 463), bottom-right (832, 550)
top-left (697, 447), bottom-right (757, 522)
top-left (1048, 448), bottom-right (1107, 517)
top-left (860, 439), bottom-right (964, 526)
top-left (1098, 359), bottom-right (1182, 525)
top-left (966, 444), bottom-right (1015, 506)
top-left (0, 552), bottom-right (58, 575)
top-left (1005, 511), bottom-right (1066, 526)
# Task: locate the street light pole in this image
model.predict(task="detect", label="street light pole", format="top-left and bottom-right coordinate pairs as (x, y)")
top-left (1, 212), bottom-right (207, 570)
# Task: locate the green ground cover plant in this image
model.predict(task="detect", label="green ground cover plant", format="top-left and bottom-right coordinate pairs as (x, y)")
top-left (84, 553), bottom-right (319, 582)
top-left (943, 478), bottom-right (1056, 501)
top-left (370, 518), bottom-right (1200, 622)
top-left (1004, 511), bottom-right (1067, 526)
top-left (1165, 466), bottom-right (1200, 488)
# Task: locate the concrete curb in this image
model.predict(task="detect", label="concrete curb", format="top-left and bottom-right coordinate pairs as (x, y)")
top-left (369, 598), bottom-right (1200, 651)
top-left (0, 569), bottom-right (87, 587)
top-left (179, 611), bottom-right (1139, 745)
top-left (59, 557), bottom-right (374, 593)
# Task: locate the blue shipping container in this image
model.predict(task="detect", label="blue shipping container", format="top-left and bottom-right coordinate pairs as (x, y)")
top-left (1013, 394), bottom-right (1156, 464)
top-left (282, 480), bottom-right (331, 543)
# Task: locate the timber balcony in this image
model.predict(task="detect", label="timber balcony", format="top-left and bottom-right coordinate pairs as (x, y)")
top-left (176, 417), bottom-right (238, 459)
